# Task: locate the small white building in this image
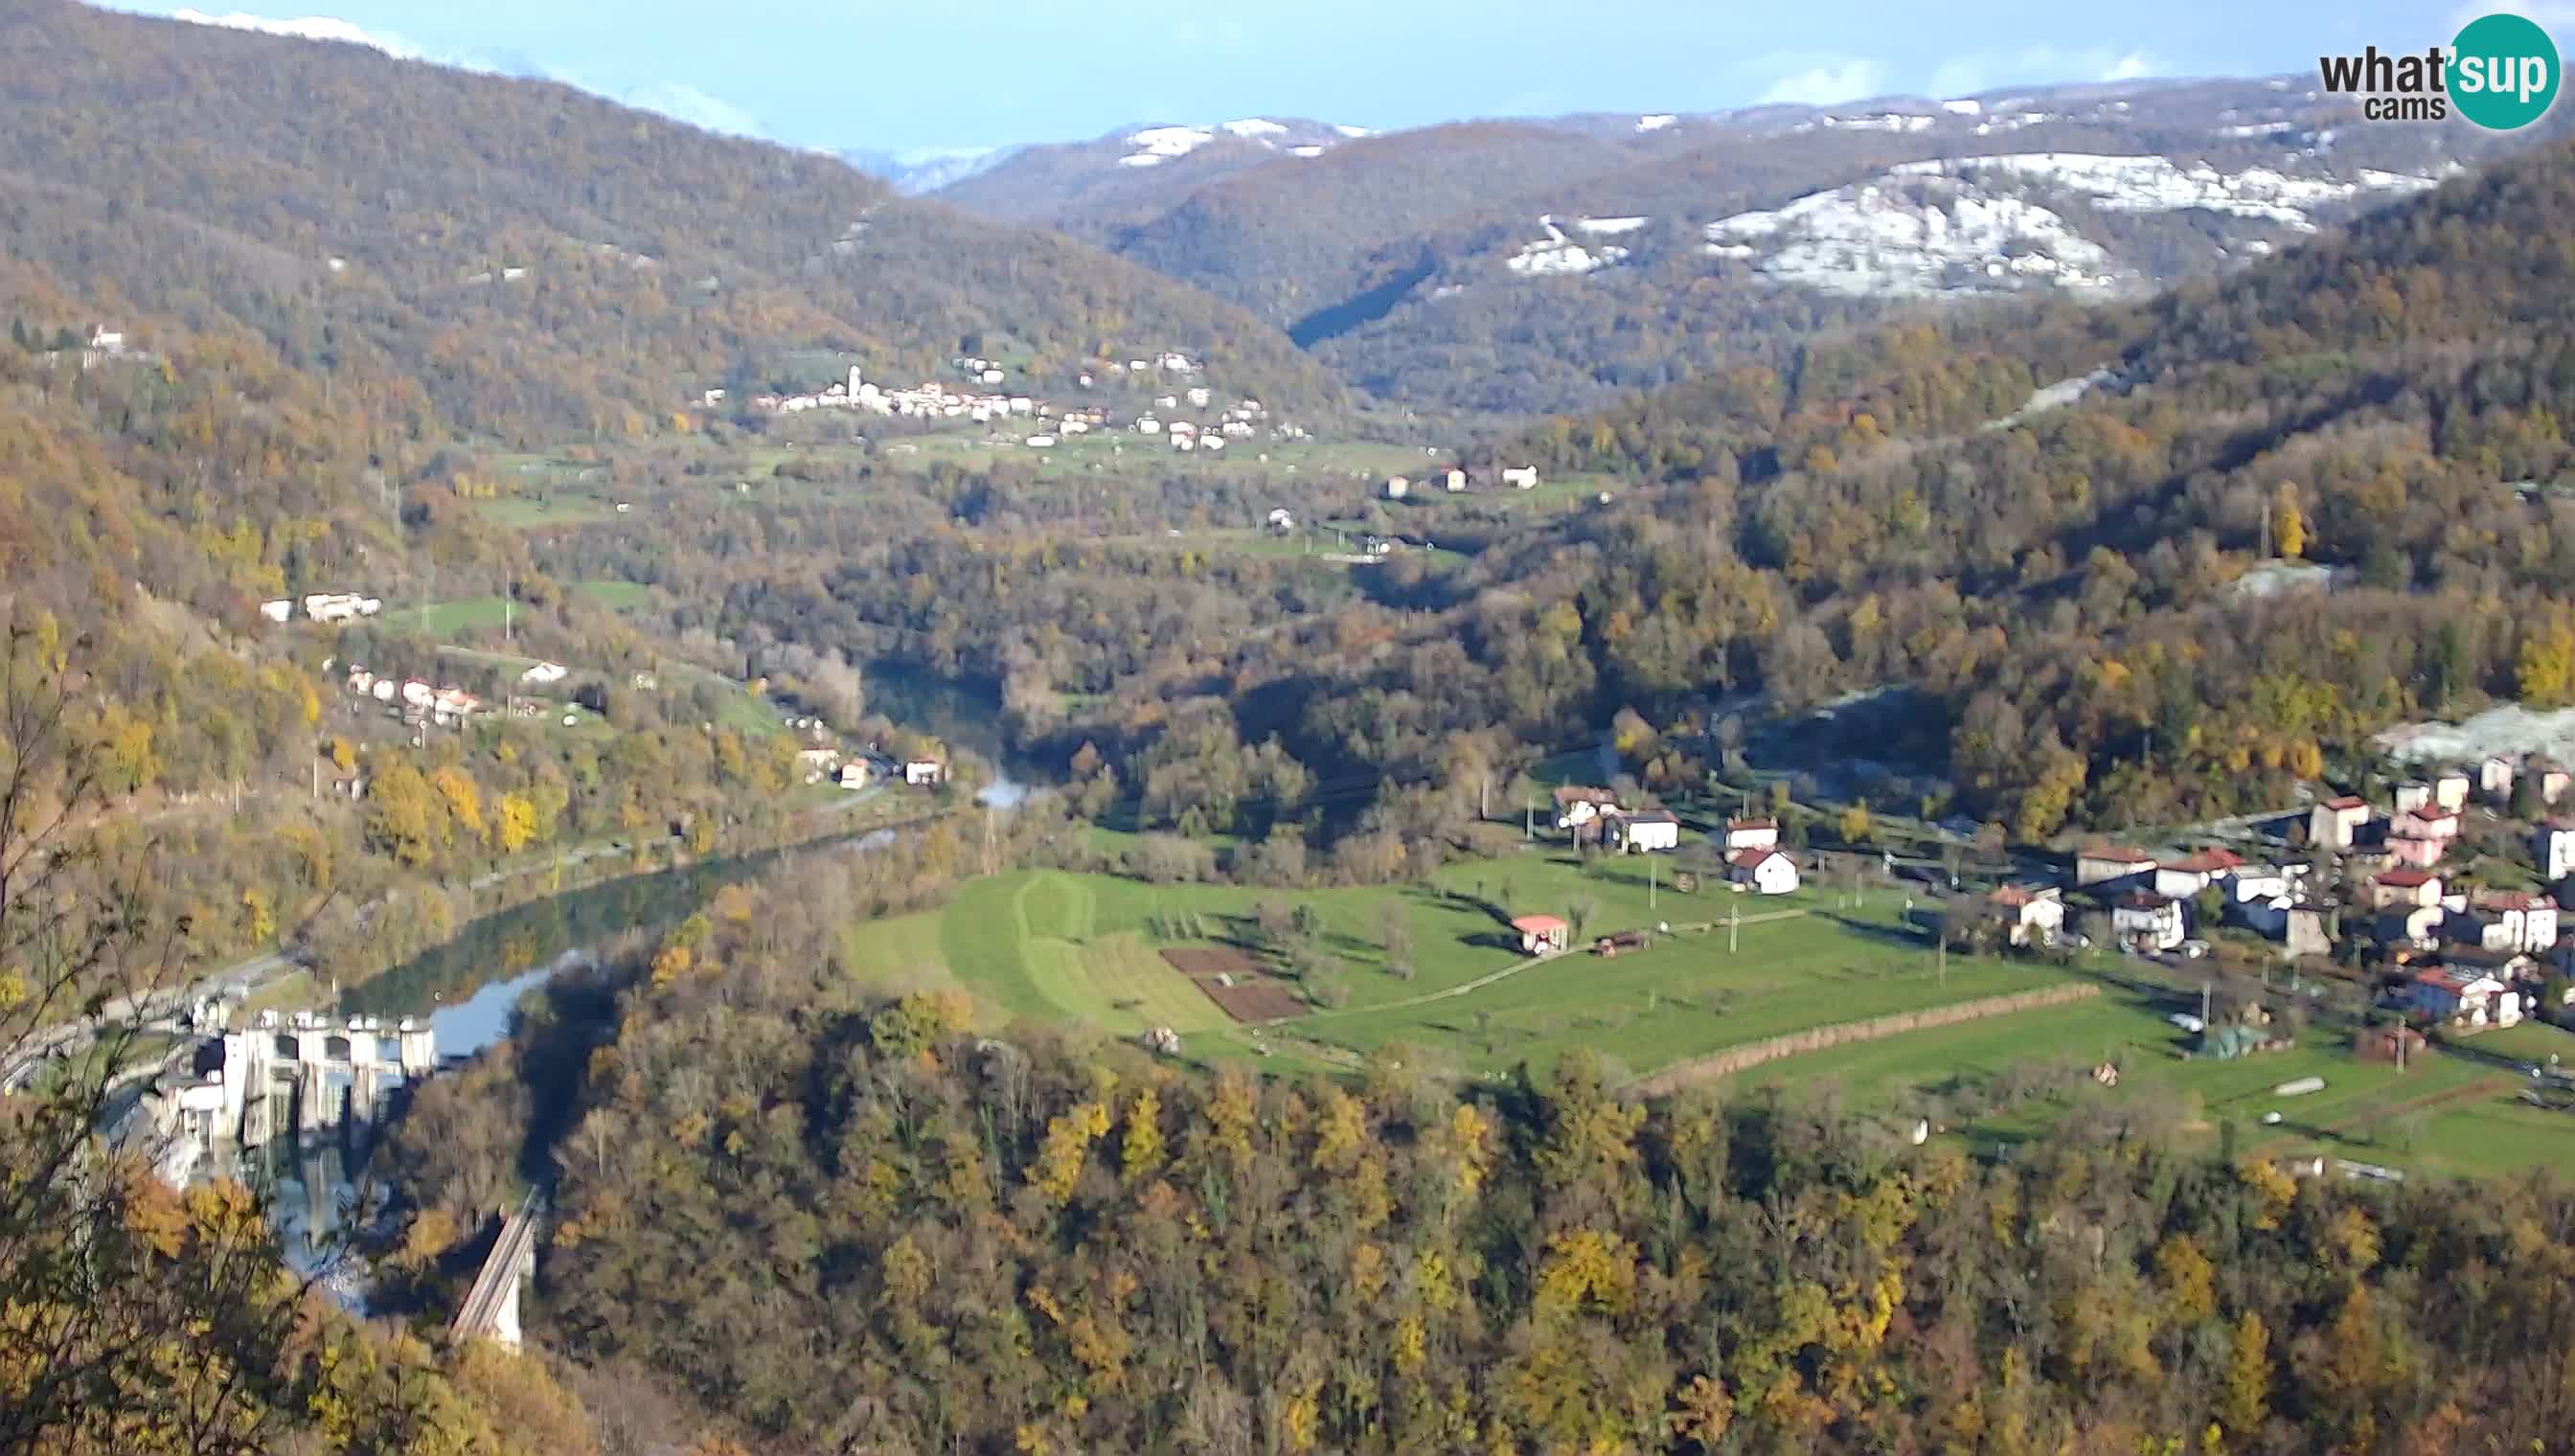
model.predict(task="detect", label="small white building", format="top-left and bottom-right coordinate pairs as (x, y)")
top-left (2433, 770), bottom-right (2472, 812)
top-left (838, 761), bottom-right (871, 789)
top-left (904, 761), bottom-right (946, 786)
top-left (980, 368), bottom-right (1005, 385)
top-left (520, 662), bottom-right (568, 686)
top-left (2076, 846), bottom-right (2157, 886)
top-left (2308, 795), bottom-right (2370, 850)
top-left (1500, 466), bottom-right (1539, 489)
top-left (1985, 885), bottom-right (2067, 947)
top-left (2406, 969), bottom-right (2518, 1029)
top-left (2393, 780), bottom-right (2433, 815)
top-left (1135, 416), bottom-right (1163, 435)
top-left (1265, 508), bottom-right (1296, 533)
top-left (1722, 817), bottom-right (1780, 853)
top-left (2538, 819), bottom-right (2575, 882)
top-left (2112, 893), bottom-right (2187, 952)
top-left (1384, 476), bottom-right (1410, 500)
top-left (1026, 434), bottom-right (1058, 448)
top-left (1728, 848), bottom-right (1799, 896)
top-left (258, 600), bottom-right (293, 624)
top-left (1606, 809), bottom-right (1680, 854)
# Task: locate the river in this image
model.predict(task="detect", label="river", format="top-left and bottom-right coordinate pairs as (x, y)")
top-left (258, 663), bottom-right (1035, 1291)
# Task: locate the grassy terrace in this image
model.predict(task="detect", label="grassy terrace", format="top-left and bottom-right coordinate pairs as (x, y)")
top-left (841, 847), bottom-right (2057, 1079)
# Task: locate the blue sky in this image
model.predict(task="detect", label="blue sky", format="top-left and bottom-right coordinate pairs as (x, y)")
top-left (119, 2), bottom-right (2567, 154)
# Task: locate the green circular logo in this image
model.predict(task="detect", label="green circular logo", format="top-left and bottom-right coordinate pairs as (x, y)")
top-left (2451, 11), bottom-right (2561, 130)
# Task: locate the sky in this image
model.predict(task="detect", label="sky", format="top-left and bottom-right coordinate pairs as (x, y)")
top-left (116, 2), bottom-right (2575, 157)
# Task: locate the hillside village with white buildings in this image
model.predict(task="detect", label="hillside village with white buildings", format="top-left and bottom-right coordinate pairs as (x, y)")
top-left (723, 352), bottom-right (1295, 457)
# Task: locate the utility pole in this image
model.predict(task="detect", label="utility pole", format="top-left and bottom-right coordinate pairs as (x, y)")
top-left (1525, 792), bottom-right (1534, 841)
top-left (2260, 495), bottom-right (2272, 560)
top-left (1729, 901), bottom-right (1740, 955)
top-left (2202, 980), bottom-right (2213, 1024)
top-left (1938, 933), bottom-right (1947, 988)
top-left (1648, 855), bottom-right (1656, 912)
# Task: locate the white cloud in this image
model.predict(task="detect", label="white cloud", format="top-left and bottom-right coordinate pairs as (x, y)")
top-left (170, 10), bottom-right (419, 57)
top-left (1753, 57), bottom-right (1885, 107)
top-left (161, 8), bottom-right (770, 140)
top-left (1925, 44), bottom-right (2164, 98)
top-left (616, 82), bottom-right (765, 139)
top-left (2098, 51), bottom-right (2157, 82)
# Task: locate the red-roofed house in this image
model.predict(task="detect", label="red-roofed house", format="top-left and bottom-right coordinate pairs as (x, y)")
top-left (2395, 805), bottom-right (2460, 842)
top-left (1984, 884), bottom-right (2066, 947)
top-left (2076, 845), bottom-right (2157, 887)
top-left (2309, 795), bottom-right (2370, 850)
top-left (2387, 831), bottom-right (2447, 869)
top-left (1727, 848), bottom-right (1800, 896)
top-left (2154, 848), bottom-right (2244, 900)
top-left (2405, 968), bottom-right (2518, 1028)
top-left (1512, 915), bottom-right (1570, 956)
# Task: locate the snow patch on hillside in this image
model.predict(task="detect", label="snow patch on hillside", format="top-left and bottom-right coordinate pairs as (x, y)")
top-left (1121, 125), bottom-right (1215, 166)
top-left (1221, 118), bottom-right (1288, 138)
top-left (1507, 216), bottom-right (1631, 277)
top-left (1704, 183), bottom-right (2117, 296)
top-left (1637, 113), bottom-right (1678, 131)
top-left (1288, 146), bottom-right (1325, 158)
top-left (1333, 124), bottom-right (1374, 138)
top-left (1573, 216), bottom-right (1649, 235)
top-left (1941, 99), bottom-right (1983, 115)
top-left (171, 9), bottom-right (415, 56)
top-left (1887, 152), bottom-right (2439, 230)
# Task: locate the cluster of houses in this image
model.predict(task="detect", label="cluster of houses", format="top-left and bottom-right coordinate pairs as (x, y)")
top-left (341, 664), bottom-right (485, 728)
top-left (1384, 465), bottom-right (1541, 500)
top-left (260, 591), bottom-right (384, 626)
top-left (1548, 786), bottom-right (1803, 896)
top-left (731, 360), bottom-right (1288, 457)
top-left (1989, 758), bottom-right (2575, 1037)
top-left (790, 738), bottom-right (946, 792)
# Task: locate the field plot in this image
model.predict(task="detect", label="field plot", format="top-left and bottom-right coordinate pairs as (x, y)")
top-left (1158, 946), bottom-right (1309, 1022)
top-left (832, 848), bottom-right (2053, 1076)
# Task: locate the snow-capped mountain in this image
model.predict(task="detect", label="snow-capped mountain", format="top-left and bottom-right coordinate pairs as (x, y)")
top-left (839, 146), bottom-right (1021, 196)
top-left (925, 118), bottom-right (1371, 224)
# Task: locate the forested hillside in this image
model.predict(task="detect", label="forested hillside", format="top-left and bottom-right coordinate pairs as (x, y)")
top-left (693, 134), bottom-right (2575, 853)
top-left (0, 0), bottom-right (1345, 443)
top-left (392, 853), bottom-right (2575, 1455)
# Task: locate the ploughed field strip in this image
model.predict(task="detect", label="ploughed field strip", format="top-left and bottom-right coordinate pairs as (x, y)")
top-left (1159, 945), bottom-right (1310, 1022)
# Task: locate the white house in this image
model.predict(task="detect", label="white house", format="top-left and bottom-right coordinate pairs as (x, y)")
top-left (2433, 770), bottom-right (2472, 812)
top-left (1384, 476), bottom-right (1410, 500)
top-left (1985, 885), bottom-right (2066, 947)
top-left (2076, 846), bottom-right (2158, 887)
top-left (1185, 386), bottom-right (1212, 407)
top-left (979, 368), bottom-right (1005, 385)
top-left (1026, 434), bottom-right (1058, 448)
top-left (1135, 416), bottom-right (1163, 435)
top-left (399, 680), bottom-right (435, 710)
top-left (2468, 890), bottom-right (2559, 954)
top-left (1265, 508), bottom-right (1296, 533)
top-left (258, 600), bottom-right (293, 624)
top-left (2406, 968), bottom-right (2518, 1029)
top-left (2538, 820), bottom-right (2575, 881)
top-left (1554, 785), bottom-right (1621, 830)
top-left (2393, 781), bottom-right (2433, 814)
top-left (2308, 795), bottom-right (2370, 850)
top-left (1722, 817), bottom-right (1779, 853)
top-left (1437, 467), bottom-right (1468, 492)
top-left (2153, 848), bottom-right (2243, 900)
top-left (1606, 809), bottom-right (1680, 853)
top-left (303, 592), bottom-right (382, 624)
top-left (1728, 848), bottom-right (1799, 895)
top-left (520, 662), bottom-right (568, 686)
top-left (1500, 466), bottom-right (1540, 489)
top-left (838, 761), bottom-right (872, 789)
top-left (2479, 755), bottom-right (2517, 799)
top-left (1200, 435), bottom-right (1226, 452)
top-left (370, 679), bottom-right (397, 703)
top-left (2112, 893), bottom-right (2187, 952)
top-left (904, 761), bottom-right (946, 786)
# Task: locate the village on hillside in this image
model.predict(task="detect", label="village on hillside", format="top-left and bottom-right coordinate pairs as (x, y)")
top-left (1536, 756), bottom-right (2575, 1065)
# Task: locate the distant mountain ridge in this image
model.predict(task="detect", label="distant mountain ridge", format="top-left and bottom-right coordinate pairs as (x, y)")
top-left (919, 74), bottom-right (2560, 416)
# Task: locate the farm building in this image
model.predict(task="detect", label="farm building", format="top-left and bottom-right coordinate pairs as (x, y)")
top-left (1606, 809), bottom-right (1680, 853)
top-left (2405, 968), bottom-right (2519, 1029)
top-left (1512, 915), bottom-right (1570, 955)
top-left (2076, 846), bottom-right (2157, 887)
top-left (1721, 817), bottom-right (1779, 852)
top-left (2111, 893), bottom-right (2186, 952)
top-left (2308, 795), bottom-right (2369, 850)
top-left (1554, 786), bottom-right (1622, 830)
top-left (1984, 884), bottom-right (2065, 947)
top-left (1727, 848), bottom-right (1799, 896)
